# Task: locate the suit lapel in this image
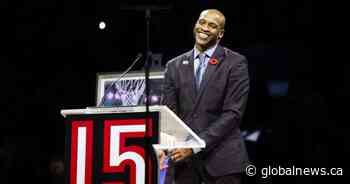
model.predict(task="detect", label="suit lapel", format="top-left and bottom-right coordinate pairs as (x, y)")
top-left (195, 46), bottom-right (226, 105)
top-left (180, 50), bottom-right (196, 103)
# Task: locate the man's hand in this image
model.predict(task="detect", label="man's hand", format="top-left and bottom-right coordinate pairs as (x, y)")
top-left (169, 148), bottom-right (193, 162)
top-left (156, 150), bottom-right (168, 170)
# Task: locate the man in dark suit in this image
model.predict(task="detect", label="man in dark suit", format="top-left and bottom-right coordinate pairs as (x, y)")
top-left (162, 9), bottom-right (250, 184)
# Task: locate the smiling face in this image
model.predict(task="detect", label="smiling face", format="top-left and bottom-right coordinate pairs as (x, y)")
top-left (193, 10), bottom-right (225, 52)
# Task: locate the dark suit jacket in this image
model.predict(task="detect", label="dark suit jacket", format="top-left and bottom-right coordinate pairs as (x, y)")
top-left (162, 45), bottom-right (250, 176)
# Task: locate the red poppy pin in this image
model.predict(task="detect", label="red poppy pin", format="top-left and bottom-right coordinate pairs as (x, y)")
top-left (209, 58), bottom-right (219, 65)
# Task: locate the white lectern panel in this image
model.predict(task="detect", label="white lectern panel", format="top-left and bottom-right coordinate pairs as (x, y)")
top-left (61, 105), bottom-right (205, 150)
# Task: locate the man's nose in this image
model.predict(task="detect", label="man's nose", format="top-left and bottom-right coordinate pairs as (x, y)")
top-left (200, 24), bottom-right (210, 31)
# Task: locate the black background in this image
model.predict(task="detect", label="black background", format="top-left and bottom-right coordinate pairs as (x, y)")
top-left (2, 0), bottom-right (349, 183)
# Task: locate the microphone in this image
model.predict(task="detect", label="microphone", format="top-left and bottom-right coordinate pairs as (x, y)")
top-left (97, 53), bottom-right (143, 107)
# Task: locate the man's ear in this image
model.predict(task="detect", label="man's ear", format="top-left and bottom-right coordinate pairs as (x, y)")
top-left (218, 30), bottom-right (225, 39)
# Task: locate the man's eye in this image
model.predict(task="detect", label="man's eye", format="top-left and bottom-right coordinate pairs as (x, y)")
top-left (208, 23), bottom-right (218, 29)
top-left (198, 20), bottom-right (206, 25)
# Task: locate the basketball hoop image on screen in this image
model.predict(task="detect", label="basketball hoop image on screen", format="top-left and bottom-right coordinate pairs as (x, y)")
top-left (96, 71), bottom-right (164, 107)
top-left (105, 79), bottom-right (146, 106)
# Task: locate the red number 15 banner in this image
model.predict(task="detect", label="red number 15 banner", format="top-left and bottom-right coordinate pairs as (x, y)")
top-left (66, 113), bottom-right (159, 184)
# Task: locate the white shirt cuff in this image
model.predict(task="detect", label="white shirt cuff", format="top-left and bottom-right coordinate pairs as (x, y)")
top-left (192, 147), bottom-right (202, 154)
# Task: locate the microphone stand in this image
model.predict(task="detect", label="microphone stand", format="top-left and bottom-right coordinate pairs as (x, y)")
top-left (119, 3), bottom-right (171, 119)
top-left (145, 8), bottom-right (151, 129)
top-left (119, 4), bottom-right (171, 182)
top-left (144, 9), bottom-right (152, 183)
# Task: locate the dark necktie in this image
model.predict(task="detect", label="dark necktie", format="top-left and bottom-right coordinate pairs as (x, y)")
top-left (195, 53), bottom-right (206, 89)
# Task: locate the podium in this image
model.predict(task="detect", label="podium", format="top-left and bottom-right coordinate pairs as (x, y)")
top-left (61, 105), bottom-right (205, 184)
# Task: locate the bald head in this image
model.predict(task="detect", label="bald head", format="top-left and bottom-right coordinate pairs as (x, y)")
top-left (199, 9), bottom-right (226, 30)
top-left (193, 9), bottom-right (226, 51)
